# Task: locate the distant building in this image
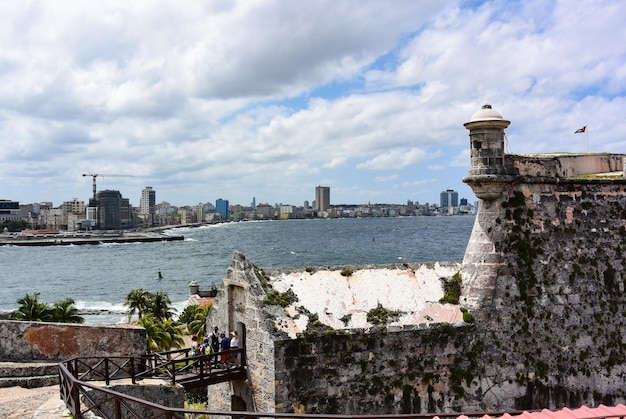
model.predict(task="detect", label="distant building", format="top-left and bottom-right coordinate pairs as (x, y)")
top-left (0, 199), bottom-right (20, 222)
top-left (315, 186), bottom-right (330, 212)
top-left (60, 198), bottom-right (85, 231)
top-left (140, 186), bottom-right (156, 227)
top-left (91, 190), bottom-right (122, 230)
top-left (279, 205), bottom-right (294, 219)
top-left (256, 203), bottom-right (272, 219)
top-left (440, 189), bottom-right (459, 208)
top-left (216, 198), bottom-right (229, 220)
top-left (88, 190), bottom-right (134, 230)
top-left (193, 205), bottom-right (205, 224)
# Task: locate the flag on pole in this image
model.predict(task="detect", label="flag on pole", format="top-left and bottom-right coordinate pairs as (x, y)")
top-left (574, 126), bottom-right (586, 133)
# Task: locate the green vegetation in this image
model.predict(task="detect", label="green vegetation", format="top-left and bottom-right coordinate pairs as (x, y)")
top-left (124, 288), bottom-right (184, 353)
top-left (9, 293), bottom-right (84, 323)
top-left (366, 304), bottom-right (401, 325)
top-left (0, 220), bottom-right (30, 232)
top-left (179, 303), bottom-right (212, 340)
top-left (460, 307), bottom-right (474, 323)
top-left (439, 272), bottom-right (462, 304)
top-left (340, 268), bottom-right (353, 277)
top-left (263, 289), bottom-right (298, 307)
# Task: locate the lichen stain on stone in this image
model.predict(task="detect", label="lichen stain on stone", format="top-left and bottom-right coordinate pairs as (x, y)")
top-left (565, 207), bottom-right (574, 224)
top-left (23, 325), bottom-right (80, 356)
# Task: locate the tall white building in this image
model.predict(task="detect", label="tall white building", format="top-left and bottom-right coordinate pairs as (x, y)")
top-left (140, 186), bottom-right (156, 226)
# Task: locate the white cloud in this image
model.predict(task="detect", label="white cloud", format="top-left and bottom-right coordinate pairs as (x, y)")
top-left (0, 0), bottom-right (624, 206)
top-left (375, 174), bottom-right (399, 182)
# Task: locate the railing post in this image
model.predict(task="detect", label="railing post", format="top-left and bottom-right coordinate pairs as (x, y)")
top-left (71, 379), bottom-right (81, 417)
top-left (105, 357), bottom-right (110, 386)
top-left (114, 396), bottom-right (121, 419)
top-left (130, 356), bottom-right (136, 384)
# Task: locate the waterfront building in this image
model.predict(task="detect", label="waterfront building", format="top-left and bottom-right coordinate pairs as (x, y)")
top-left (440, 189), bottom-right (459, 208)
top-left (193, 205), bottom-right (204, 223)
top-left (60, 198), bottom-right (85, 215)
top-left (60, 198), bottom-right (86, 231)
top-left (216, 198), bottom-right (229, 220)
top-left (0, 199), bottom-right (20, 222)
top-left (93, 190), bottom-right (122, 230)
top-left (87, 190), bottom-right (134, 230)
top-left (279, 205), bottom-right (294, 219)
top-left (140, 186), bottom-right (156, 227)
top-left (37, 202), bottom-right (53, 228)
top-left (315, 186), bottom-right (330, 212)
top-left (256, 203), bottom-right (272, 219)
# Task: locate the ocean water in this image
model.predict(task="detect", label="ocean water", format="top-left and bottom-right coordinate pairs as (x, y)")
top-left (0, 216), bottom-right (475, 324)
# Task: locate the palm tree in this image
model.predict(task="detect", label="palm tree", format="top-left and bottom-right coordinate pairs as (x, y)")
top-left (51, 298), bottom-right (84, 323)
top-left (187, 303), bottom-right (211, 340)
top-left (10, 293), bottom-right (52, 322)
top-left (139, 314), bottom-right (185, 352)
top-left (149, 291), bottom-right (176, 321)
top-left (158, 317), bottom-right (185, 351)
top-left (138, 315), bottom-right (160, 352)
top-left (124, 288), bottom-right (153, 323)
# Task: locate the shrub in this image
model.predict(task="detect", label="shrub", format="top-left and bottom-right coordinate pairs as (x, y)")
top-left (439, 272), bottom-right (462, 304)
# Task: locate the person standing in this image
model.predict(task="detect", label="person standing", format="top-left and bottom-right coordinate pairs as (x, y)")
top-left (219, 332), bottom-right (230, 368)
top-left (230, 331), bottom-right (240, 366)
top-left (230, 331), bottom-right (239, 348)
top-left (210, 327), bottom-right (220, 366)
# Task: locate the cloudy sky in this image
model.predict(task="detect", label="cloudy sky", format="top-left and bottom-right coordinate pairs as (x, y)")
top-left (1, 0), bottom-right (624, 208)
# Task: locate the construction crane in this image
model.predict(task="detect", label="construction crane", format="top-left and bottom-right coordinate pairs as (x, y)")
top-left (82, 173), bottom-right (134, 200)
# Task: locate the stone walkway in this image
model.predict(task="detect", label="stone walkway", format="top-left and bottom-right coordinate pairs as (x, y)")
top-left (0, 385), bottom-right (71, 419)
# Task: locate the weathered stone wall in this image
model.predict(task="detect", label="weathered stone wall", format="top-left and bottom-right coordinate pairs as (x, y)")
top-left (273, 325), bottom-right (478, 415)
top-left (0, 320), bottom-right (146, 361)
top-left (205, 252), bottom-right (279, 413)
top-left (83, 383), bottom-right (184, 418)
top-left (207, 162), bottom-right (626, 415)
top-left (461, 163), bottom-right (626, 410)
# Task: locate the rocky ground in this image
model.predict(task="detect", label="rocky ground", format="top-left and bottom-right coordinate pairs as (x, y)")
top-left (0, 385), bottom-right (70, 419)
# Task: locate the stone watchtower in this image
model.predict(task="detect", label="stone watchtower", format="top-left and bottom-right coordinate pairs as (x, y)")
top-left (461, 104), bottom-right (513, 309)
top-left (462, 104), bottom-right (512, 200)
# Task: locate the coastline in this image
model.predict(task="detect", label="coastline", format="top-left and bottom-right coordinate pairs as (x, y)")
top-left (0, 231), bottom-right (184, 247)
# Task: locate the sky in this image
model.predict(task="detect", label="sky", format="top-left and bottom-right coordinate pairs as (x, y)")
top-left (1, 0), bottom-right (625, 208)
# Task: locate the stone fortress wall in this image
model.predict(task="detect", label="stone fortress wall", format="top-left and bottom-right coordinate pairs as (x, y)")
top-left (460, 105), bottom-right (626, 410)
top-left (205, 105), bottom-right (626, 414)
top-left (0, 320), bottom-right (146, 361)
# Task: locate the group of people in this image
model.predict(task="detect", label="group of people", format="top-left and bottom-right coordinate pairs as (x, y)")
top-left (191, 327), bottom-right (240, 369)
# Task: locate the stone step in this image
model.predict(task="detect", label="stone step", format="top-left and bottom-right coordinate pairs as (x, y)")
top-left (0, 362), bottom-right (59, 388)
top-left (0, 374), bottom-right (59, 389)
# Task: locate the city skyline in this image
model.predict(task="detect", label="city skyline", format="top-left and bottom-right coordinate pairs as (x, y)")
top-left (0, 1), bottom-right (624, 206)
top-left (2, 184), bottom-right (469, 213)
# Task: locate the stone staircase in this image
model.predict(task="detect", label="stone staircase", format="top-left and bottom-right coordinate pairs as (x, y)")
top-left (0, 361), bottom-right (59, 388)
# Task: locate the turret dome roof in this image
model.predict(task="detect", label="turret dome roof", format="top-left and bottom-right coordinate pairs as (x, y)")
top-left (469, 104), bottom-right (504, 122)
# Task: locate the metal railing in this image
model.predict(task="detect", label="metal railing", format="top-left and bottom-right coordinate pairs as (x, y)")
top-left (58, 347), bottom-right (247, 418)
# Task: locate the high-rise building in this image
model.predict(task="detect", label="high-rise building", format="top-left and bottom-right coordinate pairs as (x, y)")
top-left (440, 189), bottom-right (459, 208)
top-left (216, 198), bottom-right (229, 220)
top-left (93, 190), bottom-right (122, 230)
top-left (140, 186), bottom-right (156, 226)
top-left (315, 186), bottom-right (330, 212)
